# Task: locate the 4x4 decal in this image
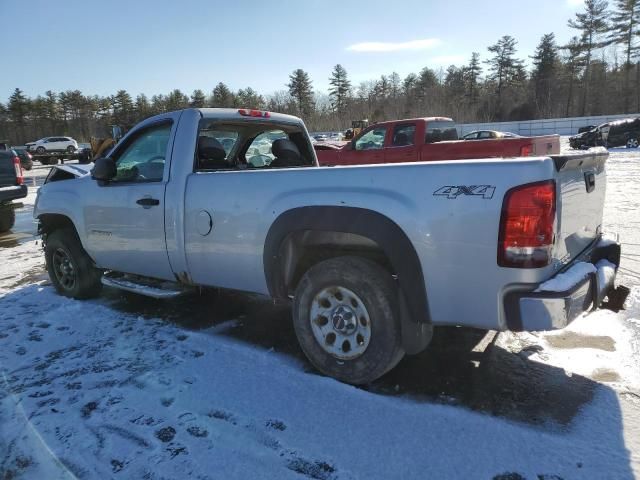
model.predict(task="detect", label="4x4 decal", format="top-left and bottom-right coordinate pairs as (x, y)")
top-left (433, 185), bottom-right (496, 199)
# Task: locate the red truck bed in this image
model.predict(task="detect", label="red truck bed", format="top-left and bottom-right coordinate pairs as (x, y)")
top-left (315, 117), bottom-right (560, 166)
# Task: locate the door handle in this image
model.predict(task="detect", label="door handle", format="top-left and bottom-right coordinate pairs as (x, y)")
top-left (136, 197), bottom-right (160, 207)
top-left (584, 172), bottom-right (596, 193)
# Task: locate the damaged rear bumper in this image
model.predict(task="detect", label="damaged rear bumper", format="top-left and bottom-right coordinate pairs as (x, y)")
top-left (504, 235), bottom-right (621, 331)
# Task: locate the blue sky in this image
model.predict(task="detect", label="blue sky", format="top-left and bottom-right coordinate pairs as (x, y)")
top-left (1, 0), bottom-right (588, 100)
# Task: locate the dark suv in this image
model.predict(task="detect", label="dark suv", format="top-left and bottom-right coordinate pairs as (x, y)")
top-left (606, 118), bottom-right (640, 148)
top-left (570, 117), bottom-right (640, 149)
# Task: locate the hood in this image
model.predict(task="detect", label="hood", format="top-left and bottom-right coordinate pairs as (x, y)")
top-left (53, 163), bottom-right (93, 178)
top-left (570, 132), bottom-right (587, 140)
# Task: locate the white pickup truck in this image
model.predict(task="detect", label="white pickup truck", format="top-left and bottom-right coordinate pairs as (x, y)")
top-left (34, 108), bottom-right (621, 384)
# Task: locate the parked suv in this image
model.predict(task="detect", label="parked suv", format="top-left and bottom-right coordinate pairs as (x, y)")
top-left (26, 136), bottom-right (78, 154)
top-left (570, 118), bottom-right (640, 149)
top-left (605, 117), bottom-right (640, 148)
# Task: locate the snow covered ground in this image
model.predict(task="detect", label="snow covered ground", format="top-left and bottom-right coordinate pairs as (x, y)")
top-left (1, 150), bottom-right (640, 479)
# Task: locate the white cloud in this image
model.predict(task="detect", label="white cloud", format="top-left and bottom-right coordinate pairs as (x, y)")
top-left (346, 38), bottom-right (442, 53)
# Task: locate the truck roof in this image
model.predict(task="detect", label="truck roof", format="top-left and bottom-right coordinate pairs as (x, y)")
top-left (369, 117), bottom-right (454, 127)
top-left (197, 108), bottom-right (304, 125)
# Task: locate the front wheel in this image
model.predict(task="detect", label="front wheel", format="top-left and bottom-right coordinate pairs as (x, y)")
top-left (0, 208), bottom-right (16, 233)
top-left (36, 146), bottom-right (46, 154)
top-left (45, 228), bottom-right (102, 299)
top-left (626, 138), bottom-right (638, 148)
top-left (293, 256), bottom-right (404, 385)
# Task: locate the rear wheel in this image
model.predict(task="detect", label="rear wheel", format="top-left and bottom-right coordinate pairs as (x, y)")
top-left (293, 256), bottom-right (404, 385)
top-left (0, 208), bottom-right (16, 233)
top-left (66, 145), bottom-right (76, 153)
top-left (45, 228), bottom-right (102, 299)
top-left (626, 138), bottom-right (638, 148)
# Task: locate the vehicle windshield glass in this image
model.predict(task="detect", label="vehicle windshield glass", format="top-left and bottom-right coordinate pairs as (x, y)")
top-left (425, 121), bottom-right (458, 143)
top-left (355, 127), bottom-right (387, 150)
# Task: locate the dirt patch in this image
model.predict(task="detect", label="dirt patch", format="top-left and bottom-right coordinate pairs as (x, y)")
top-left (545, 332), bottom-right (616, 351)
top-left (591, 368), bottom-right (621, 382)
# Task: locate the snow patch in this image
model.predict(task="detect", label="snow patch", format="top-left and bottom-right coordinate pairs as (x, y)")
top-left (535, 262), bottom-right (596, 293)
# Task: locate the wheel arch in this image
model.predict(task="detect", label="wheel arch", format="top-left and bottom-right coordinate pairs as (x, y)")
top-left (264, 206), bottom-right (431, 329)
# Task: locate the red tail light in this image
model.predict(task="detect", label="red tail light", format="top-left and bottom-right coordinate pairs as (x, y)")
top-left (520, 144), bottom-right (533, 156)
top-left (238, 109), bottom-right (270, 118)
top-left (498, 180), bottom-right (556, 268)
top-left (13, 156), bottom-right (23, 185)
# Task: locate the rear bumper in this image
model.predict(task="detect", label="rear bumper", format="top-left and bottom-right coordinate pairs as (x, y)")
top-left (0, 184), bottom-right (28, 203)
top-left (504, 236), bottom-right (621, 331)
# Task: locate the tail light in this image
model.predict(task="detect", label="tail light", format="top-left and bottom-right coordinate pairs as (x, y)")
top-left (13, 156), bottom-right (23, 185)
top-left (520, 144), bottom-right (533, 156)
top-left (498, 180), bottom-right (556, 268)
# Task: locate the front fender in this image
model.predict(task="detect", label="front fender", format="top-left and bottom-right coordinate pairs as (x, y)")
top-left (34, 183), bottom-right (86, 248)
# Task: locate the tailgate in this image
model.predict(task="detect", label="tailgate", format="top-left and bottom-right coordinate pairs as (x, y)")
top-left (0, 154), bottom-right (18, 187)
top-left (552, 148), bottom-right (608, 265)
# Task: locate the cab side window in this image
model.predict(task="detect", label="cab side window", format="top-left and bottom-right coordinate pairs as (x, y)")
top-left (355, 127), bottom-right (387, 150)
top-left (111, 122), bottom-right (172, 183)
top-left (392, 124), bottom-right (416, 146)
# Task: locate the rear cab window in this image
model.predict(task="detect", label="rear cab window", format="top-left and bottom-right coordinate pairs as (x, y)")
top-left (195, 119), bottom-right (315, 171)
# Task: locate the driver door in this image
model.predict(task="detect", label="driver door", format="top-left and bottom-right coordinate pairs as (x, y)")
top-left (83, 120), bottom-right (176, 280)
top-left (339, 126), bottom-right (388, 165)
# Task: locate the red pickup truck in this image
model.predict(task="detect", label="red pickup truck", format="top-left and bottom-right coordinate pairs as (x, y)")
top-left (314, 117), bottom-right (560, 166)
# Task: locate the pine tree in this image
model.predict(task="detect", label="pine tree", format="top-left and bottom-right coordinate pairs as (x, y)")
top-left (568, 0), bottom-right (610, 115)
top-left (135, 94), bottom-right (151, 120)
top-left (562, 36), bottom-right (586, 116)
top-left (8, 88), bottom-right (28, 127)
top-left (531, 33), bottom-right (559, 116)
top-left (211, 82), bottom-right (234, 107)
top-left (165, 89), bottom-right (189, 111)
top-left (190, 89), bottom-right (206, 108)
top-left (287, 69), bottom-right (314, 117)
top-left (112, 90), bottom-right (134, 125)
top-left (328, 64), bottom-right (351, 114)
top-left (463, 52), bottom-right (482, 103)
top-left (486, 36), bottom-right (524, 100)
top-left (608, 0), bottom-right (640, 111)
top-left (236, 87), bottom-right (265, 109)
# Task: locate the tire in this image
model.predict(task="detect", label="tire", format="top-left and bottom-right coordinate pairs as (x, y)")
top-left (66, 145), bottom-right (76, 153)
top-left (626, 138), bottom-right (638, 148)
top-left (23, 161), bottom-right (33, 171)
top-left (36, 146), bottom-right (45, 154)
top-left (45, 228), bottom-right (102, 299)
top-left (293, 256), bottom-right (404, 385)
top-left (0, 208), bottom-right (16, 233)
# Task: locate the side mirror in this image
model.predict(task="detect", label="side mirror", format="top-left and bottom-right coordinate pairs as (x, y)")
top-left (91, 157), bottom-right (116, 183)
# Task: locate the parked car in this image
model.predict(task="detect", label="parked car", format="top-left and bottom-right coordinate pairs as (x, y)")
top-left (35, 108), bottom-right (620, 385)
top-left (315, 118), bottom-right (559, 166)
top-left (462, 130), bottom-right (520, 140)
top-left (570, 118), bottom-right (640, 149)
top-left (11, 147), bottom-right (34, 170)
top-left (569, 124), bottom-right (605, 149)
top-left (26, 136), bottom-right (78, 154)
top-left (0, 150), bottom-right (27, 232)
